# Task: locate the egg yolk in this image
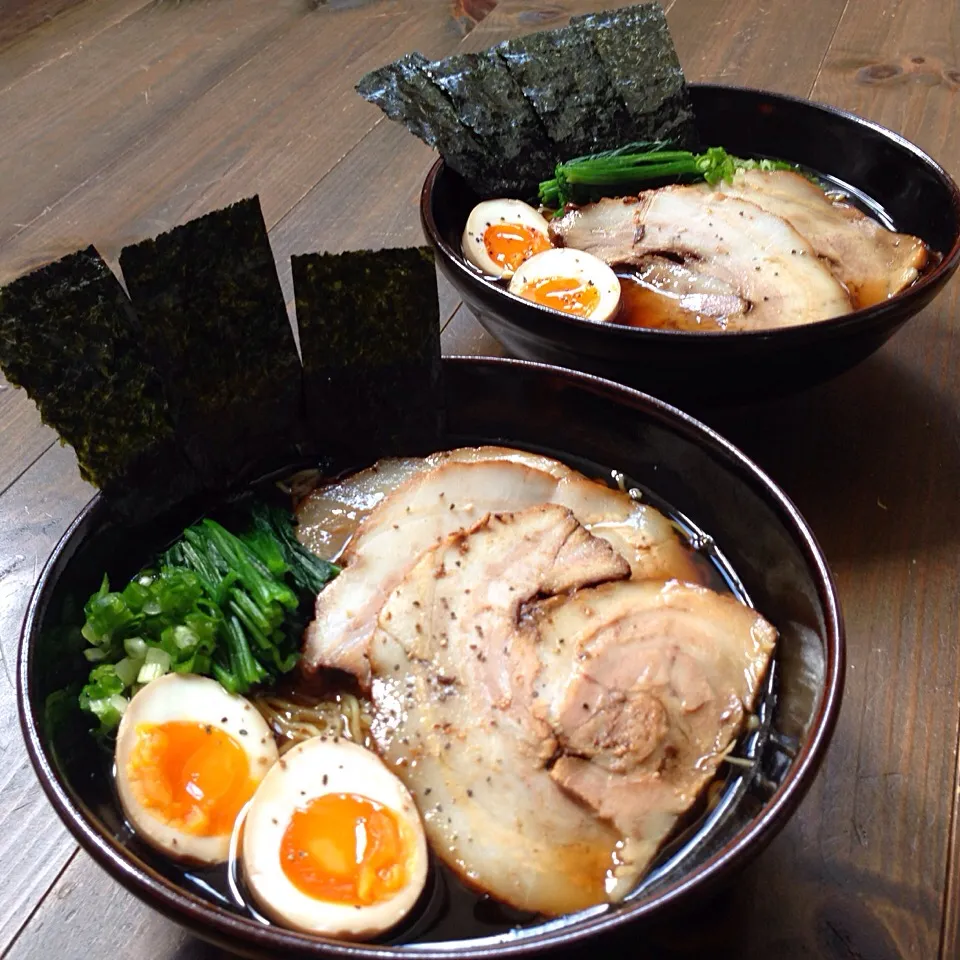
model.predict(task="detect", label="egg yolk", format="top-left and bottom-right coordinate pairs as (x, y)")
top-left (483, 222), bottom-right (551, 273)
top-left (280, 793), bottom-right (408, 906)
top-left (516, 276), bottom-right (602, 317)
top-left (127, 721), bottom-right (255, 836)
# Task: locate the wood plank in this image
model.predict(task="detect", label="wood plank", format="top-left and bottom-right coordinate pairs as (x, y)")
top-left (440, 305), bottom-right (506, 357)
top-left (0, 0), bottom-right (466, 281)
top-left (0, 0), bottom-right (99, 52)
top-left (0, 441), bottom-right (94, 953)
top-left (454, 0), bottom-right (630, 49)
top-left (0, 0), bottom-right (154, 95)
top-left (0, 1), bottom-right (306, 267)
top-left (269, 119), bottom-right (464, 325)
top-left (667, 0), bottom-right (845, 94)
top-left (0, 377), bottom-right (55, 495)
top-left (3, 850), bottom-right (228, 960)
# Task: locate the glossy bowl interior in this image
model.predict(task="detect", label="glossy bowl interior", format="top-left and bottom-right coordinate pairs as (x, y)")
top-left (421, 85), bottom-right (960, 403)
top-left (19, 358), bottom-right (843, 959)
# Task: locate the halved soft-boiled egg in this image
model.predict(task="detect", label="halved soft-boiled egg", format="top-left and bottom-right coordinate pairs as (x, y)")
top-left (114, 674), bottom-right (278, 865)
top-left (508, 247), bottom-right (622, 322)
top-left (462, 198), bottom-right (552, 278)
top-left (242, 736), bottom-right (428, 940)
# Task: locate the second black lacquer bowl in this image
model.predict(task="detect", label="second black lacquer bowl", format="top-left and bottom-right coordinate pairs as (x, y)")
top-left (421, 85), bottom-right (960, 402)
top-left (19, 359), bottom-right (843, 959)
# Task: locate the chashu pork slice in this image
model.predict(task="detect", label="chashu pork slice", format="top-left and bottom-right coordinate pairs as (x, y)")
top-left (302, 454), bottom-right (703, 686)
top-left (549, 187), bottom-right (852, 329)
top-left (295, 446), bottom-right (574, 562)
top-left (531, 579), bottom-right (777, 875)
top-left (367, 504), bottom-right (634, 915)
top-left (707, 168), bottom-right (928, 308)
top-left (303, 460), bottom-right (557, 685)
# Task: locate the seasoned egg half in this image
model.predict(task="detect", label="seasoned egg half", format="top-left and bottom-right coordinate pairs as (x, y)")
top-left (242, 736), bottom-right (428, 940)
top-left (462, 199), bottom-right (552, 278)
top-left (114, 674), bottom-right (278, 865)
top-left (508, 248), bottom-right (622, 322)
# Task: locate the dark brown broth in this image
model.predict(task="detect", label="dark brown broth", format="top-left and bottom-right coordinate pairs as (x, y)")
top-left (476, 176), bottom-right (936, 331)
top-left (94, 455), bottom-right (763, 946)
top-left (611, 270), bottom-right (729, 332)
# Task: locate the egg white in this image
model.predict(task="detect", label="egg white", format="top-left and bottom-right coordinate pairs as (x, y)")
top-left (462, 199), bottom-right (551, 278)
top-left (242, 736), bottom-right (428, 940)
top-left (115, 673), bottom-right (278, 865)
top-left (508, 247), bottom-right (622, 322)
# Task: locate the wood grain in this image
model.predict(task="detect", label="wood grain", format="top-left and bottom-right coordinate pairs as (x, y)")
top-left (666, 0), bottom-right (847, 94)
top-left (0, 0), bottom-right (156, 98)
top-left (269, 122), bottom-right (442, 285)
top-left (2, 851), bottom-right (227, 960)
top-left (0, 377), bottom-right (55, 495)
top-left (0, 3), bottom-right (297, 258)
top-left (0, 0), bottom-right (464, 279)
top-left (440, 306), bottom-right (506, 357)
top-left (455, 0), bottom-right (631, 48)
top-left (0, 441), bottom-right (93, 953)
top-left (2, 0), bottom-right (960, 957)
top-left (0, 0), bottom-right (100, 52)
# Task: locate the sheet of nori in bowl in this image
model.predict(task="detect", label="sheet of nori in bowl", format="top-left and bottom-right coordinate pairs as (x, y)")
top-left (293, 246), bottom-right (443, 458)
top-left (426, 51), bottom-right (556, 201)
top-left (496, 24), bottom-right (633, 162)
top-left (119, 197), bottom-right (304, 490)
top-left (573, 3), bottom-right (697, 149)
top-left (357, 53), bottom-right (500, 196)
top-left (0, 246), bottom-right (199, 520)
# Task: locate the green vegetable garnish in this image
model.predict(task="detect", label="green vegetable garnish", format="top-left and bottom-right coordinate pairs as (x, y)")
top-left (77, 501), bottom-right (338, 735)
top-left (538, 142), bottom-right (795, 208)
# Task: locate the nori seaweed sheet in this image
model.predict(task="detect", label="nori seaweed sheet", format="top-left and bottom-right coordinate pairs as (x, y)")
top-left (426, 51), bottom-right (556, 200)
top-left (0, 247), bottom-right (199, 519)
top-left (358, 8), bottom-right (697, 198)
top-left (118, 197), bottom-right (303, 489)
top-left (357, 54), bottom-right (499, 194)
top-left (496, 24), bottom-right (633, 161)
top-left (573, 4), bottom-right (697, 149)
top-left (293, 246), bottom-right (442, 458)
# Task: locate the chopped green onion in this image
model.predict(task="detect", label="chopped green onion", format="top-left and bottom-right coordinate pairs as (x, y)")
top-left (539, 142), bottom-right (796, 208)
top-left (114, 657), bottom-right (143, 688)
top-left (124, 637), bottom-right (147, 659)
top-left (75, 500), bottom-right (339, 737)
top-left (137, 647), bottom-right (172, 683)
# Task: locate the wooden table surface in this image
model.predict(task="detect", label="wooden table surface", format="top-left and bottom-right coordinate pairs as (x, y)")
top-left (1, 1), bottom-right (958, 958)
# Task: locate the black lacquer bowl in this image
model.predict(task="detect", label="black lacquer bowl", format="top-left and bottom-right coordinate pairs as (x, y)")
top-left (421, 85), bottom-right (960, 403)
top-left (19, 359), bottom-right (843, 958)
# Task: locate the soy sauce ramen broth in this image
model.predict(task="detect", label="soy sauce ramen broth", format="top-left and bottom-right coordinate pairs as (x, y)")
top-left (608, 174), bottom-right (933, 330)
top-left (76, 451), bottom-right (778, 946)
top-left (468, 172), bottom-right (932, 332)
